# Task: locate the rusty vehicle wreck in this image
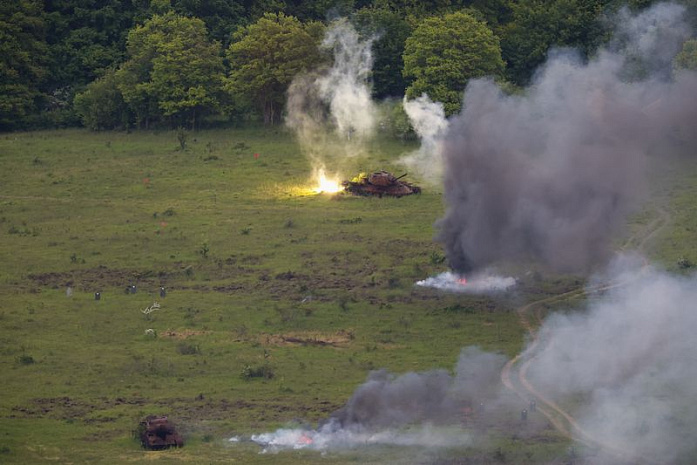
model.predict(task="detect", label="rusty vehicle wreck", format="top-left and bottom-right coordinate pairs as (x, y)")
top-left (342, 171), bottom-right (421, 197)
top-left (136, 415), bottom-right (184, 450)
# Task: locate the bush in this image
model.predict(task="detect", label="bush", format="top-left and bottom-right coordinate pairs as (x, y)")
top-left (378, 100), bottom-right (415, 140)
top-left (429, 251), bottom-right (446, 265)
top-left (176, 342), bottom-right (200, 355)
top-left (74, 70), bottom-right (130, 130)
top-left (240, 364), bottom-right (274, 380)
top-left (16, 354), bottom-right (35, 365)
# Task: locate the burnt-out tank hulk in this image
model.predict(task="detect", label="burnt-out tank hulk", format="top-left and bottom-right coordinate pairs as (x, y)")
top-left (342, 171), bottom-right (421, 197)
top-left (136, 415), bottom-right (184, 450)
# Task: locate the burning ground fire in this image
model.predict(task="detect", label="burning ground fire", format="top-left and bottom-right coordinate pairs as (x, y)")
top-left (415, 271), bottom-right (516, 293)
top-left (312, 168), bottom-right (342, 194)
top-left (230, 421), bottom-right (470, 453)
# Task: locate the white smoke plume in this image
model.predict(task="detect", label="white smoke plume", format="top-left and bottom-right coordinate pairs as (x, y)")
top-left (247, 423), bottom-right (472, 453)
top-left (438, 3), bottom-right (697, 274)
top-left (415, 271), bottom-right (516, 293)
top-left (285, 19), bottom-right (378, 176)
top-left (527, 266), bottom-right (697, 463)
top-left (318, 19), bottom-right (377, 142)
top-left (399, 94), bottom-right (449, 184)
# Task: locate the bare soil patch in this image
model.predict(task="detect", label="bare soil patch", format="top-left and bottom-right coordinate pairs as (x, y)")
top-left (261, 330), bottom-right (355, 347)
top-left (160, 329), bottom-right (210, 339)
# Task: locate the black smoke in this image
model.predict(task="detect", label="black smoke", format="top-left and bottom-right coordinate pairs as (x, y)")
top-left (438, 3), bottom-right (697, 274)
top-left (329, 347), bottom-right (506, 429)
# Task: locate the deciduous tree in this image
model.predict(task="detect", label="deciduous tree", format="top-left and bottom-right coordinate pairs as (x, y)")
top-left (172, 0), bottom-right (245, 47)
top-left (500, 0), bottom-right (609, 85)
top-left (225, 12), bottom-right (325, 125)
top-left (402, 11), bottom-right (504, 115)
top-left (353, 7), bottom-right (412, 99)
top-left (74, 69), bottom-right (130, 130)
top-left (674, 38), bottom-right (697, 71)
top-left (0, 0), bottom-right (47, 130)
top-left (116, 12), bottom-right (224, 129)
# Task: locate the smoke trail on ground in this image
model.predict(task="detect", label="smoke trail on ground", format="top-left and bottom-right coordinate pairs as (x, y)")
top-left (415, 271), bottom-right (516, 293)
top-left (328, 347), bottom-right (506, 429)
top-left (237, 347), bottom-right (508, 453)
top-left (286, 19), bottom-right (377, 177)
top-left (236, 266), bottom-right (697, 463)
top-left (438, 3), bottom-right (697, 274)
top-left (247, 423), bottom-right (472, 453)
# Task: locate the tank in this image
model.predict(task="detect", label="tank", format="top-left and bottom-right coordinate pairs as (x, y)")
top-left (137, 415), bottom-right (184, 450)
top-left (342, 171), bottom-right (421, 197)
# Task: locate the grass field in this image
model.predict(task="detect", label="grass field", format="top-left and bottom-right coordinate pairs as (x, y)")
top-left (0, 128), bottom-right (694, 464)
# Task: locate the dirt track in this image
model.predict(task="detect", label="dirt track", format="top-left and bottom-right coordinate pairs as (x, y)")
top-left (501, 208), bottom-right (670, 463)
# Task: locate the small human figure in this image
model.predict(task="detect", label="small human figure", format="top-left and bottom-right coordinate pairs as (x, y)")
top-left (160, 287), bottom-right (166, 298)
top-left (95, 292), bottom-right (101, 301)
top-left (529, 400), bottom-right (536, 412)
top-left (521, 409), bottom-right (528, 421)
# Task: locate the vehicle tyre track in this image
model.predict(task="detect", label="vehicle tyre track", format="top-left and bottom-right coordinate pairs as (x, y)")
top-left (501, 207), bottom-right (669, 462)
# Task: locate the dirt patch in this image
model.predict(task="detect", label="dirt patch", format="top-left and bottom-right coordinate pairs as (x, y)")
top-left (261, 330), bottom-right (355, 348)
top-left (9, 396), bottom-right (105, 420)
top-left (27, 265), bottom-right (167, 291)
top-left (7, 395), bottom-right (341, 424)
top-left (25, 263), bottom-right (256, 293)
top-left (168, 397), bottom-right (341, 424)
top-left (160, 329), bottom-right (210, 339)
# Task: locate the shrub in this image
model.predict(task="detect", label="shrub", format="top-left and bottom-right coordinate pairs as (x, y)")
top-left (74, 70), bottom-right (130, 130)
top-left (177, 127), bottom-right (188, 150)
top-left (17, 354), bottom-right (35, 365)
top-left (176, 342), bottom-right (200, 355)
top-left (429, 251), bottom-right (446, 265)
top-left (240, 364), bottom-right (274, 380)
top-left (198, 242), bottom-right (210, 258)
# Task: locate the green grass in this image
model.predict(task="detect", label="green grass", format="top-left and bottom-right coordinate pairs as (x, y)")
top-left (0, 128), bottom-right (695, 464)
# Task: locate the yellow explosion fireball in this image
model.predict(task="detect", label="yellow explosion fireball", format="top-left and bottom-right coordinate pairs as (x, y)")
top-left (313, 168), bottom-right (342, 194)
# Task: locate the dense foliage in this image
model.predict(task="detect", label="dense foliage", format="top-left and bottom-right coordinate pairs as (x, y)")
top-left (403, 11), bottom-right (505, 115)
top-left (675, 38), bottom-right (697, 70)
top-left (117, 12), bottom-right (225, 129)
top-left (0, 0), bottom-right (694, 131)
top-left (226, 13), bottom-right (325, 125)
top-left (0, 0), bottom-right (48, 130)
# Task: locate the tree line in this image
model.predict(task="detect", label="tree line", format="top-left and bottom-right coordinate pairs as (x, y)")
top-left (2, 0), bottom-right (696, 132)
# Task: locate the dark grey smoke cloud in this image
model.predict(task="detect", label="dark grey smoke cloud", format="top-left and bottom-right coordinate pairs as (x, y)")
top-left (330, 347), bottom-right (507, 428)
top-left (438, 3), bottom-right (697, 274)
